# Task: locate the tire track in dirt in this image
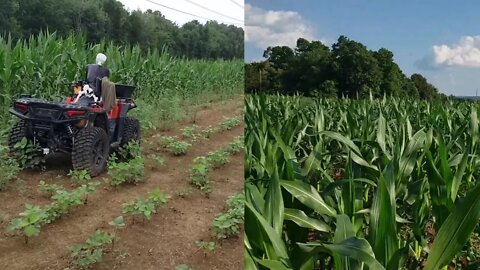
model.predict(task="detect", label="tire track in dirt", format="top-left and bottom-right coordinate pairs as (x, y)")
top-left (0, 99), bottom-right (244, 270)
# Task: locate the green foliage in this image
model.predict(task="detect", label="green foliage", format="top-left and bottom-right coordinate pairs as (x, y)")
top-left (226, 136), bottom-right (244, 153)
top-left (181, 125), bottom-right (200, 140)
top-left (68, 169), bottom-right (91, 183)
top-left (71, 230), bottom-right (114, 269)
top-left (175, 264), bottom-right (193, 270)
top-left (7, 204), bottom-right (48, 244)
top-left (2, 0), bottom-right (243, 60)
top-left (244, 94), bottom-right (480, 269)
top-left (195, 240), bottom-right (217, 251)
top-left (38, 180), bottom-right (62, 197)
top-left (206, 149), bottom-right (230, 168)
top-left (117, 141), bottom-right (142, 160)
top-left (147, 154), bottom-right (165, 169)
top-left (0, 145), bottom-right (20, 190)
top-left (188, 136), bottom-right (243, 195)
top-left (10, 181), bottom-right (100, 243)
top-left (0, 32), bottom-right (243, 121)
top-left (166, 140), bottom-right (192, 156)
top-left (188, 157), bottom-right (211, 194)
top-left (108, 155), bottom-right (145, 186)
top-left (411, 73), bottom-right (440, 100)
top-left (157, 135), bottom-right (192, 155)
top-left (212, 193), bottom-right (245, 240)
top-left (122, 188), bottom-right (170, 221)
top-left (177, 188), bottom-right (193, 198)
top-left (200, 126), bottom-right (216, 139)
top-left (158, 136), bottom-right (178, 147)
top-left (246, 36), bottom-right (444, 100)
top-left (13, 138), bottom-right (44, 169)
top-left (44, 182), bottom-right (100, 223)
top-left (219, 116), bottom-right (241, 130)
top-left (108, 216), bottom-right (125, 229)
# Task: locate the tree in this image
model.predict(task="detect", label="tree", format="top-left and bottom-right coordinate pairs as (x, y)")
top-left (0, 0), bottom-right (19, 36)
top-left (0, 0), bottom-right (243, 59)
top-left (244, 35), bottom-right (443, 99)
top-left (373, 48), bottom-right (405, 97)
top-left (410, 73), bottom-right (439, 100)
top-left (102, 0), bottom-right (128, 43)
top-left (285, 38), bottom-right (333, 96)
top-left (331, 36), bottom-right (382, 98)
top-left (245, 62), bottom-right (269, 94)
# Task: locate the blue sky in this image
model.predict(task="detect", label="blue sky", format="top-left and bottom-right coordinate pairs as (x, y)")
top-left (245, 0), bottom-right (480, 96)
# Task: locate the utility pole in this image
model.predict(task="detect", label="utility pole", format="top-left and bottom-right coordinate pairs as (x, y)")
top-left (259, 69), bottom-right (262, 92)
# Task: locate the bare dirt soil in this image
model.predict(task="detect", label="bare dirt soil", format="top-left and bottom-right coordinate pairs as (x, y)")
top-left (0, 97), bottom-right (244, 270)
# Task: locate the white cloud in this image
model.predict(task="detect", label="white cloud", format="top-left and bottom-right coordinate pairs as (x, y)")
top-left (245, 4), bottom-right (315, 49)
top-left (433, 36), bottom-right (480, 67)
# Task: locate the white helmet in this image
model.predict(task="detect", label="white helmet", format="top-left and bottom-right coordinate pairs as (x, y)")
top-left (96, 53), bottom-right (107, 65)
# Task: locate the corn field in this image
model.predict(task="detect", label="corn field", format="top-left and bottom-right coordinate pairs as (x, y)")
top-left (0, 32), bottom-right (243, 122)
top-left (245, 94), bottom-right (480, 269)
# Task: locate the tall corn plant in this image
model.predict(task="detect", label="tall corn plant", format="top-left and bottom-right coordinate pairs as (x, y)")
top-left (0, 32), bottom-right (243, 121)
top-left (245, 94), bottom-right (480, 269)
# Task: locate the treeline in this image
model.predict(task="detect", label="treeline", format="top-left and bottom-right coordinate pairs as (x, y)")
top-left (0, 0), bottom-right (243, 59)
top-left (246, 36), bottom-right (444, 99)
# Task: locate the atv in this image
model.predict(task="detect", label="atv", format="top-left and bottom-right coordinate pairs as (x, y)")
top-left (8, 63), bottom-right (141, 176)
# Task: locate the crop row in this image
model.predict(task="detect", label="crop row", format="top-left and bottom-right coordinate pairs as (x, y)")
top-left (245, 94), bottom-right (480, 269)
top-left (189, 136), bottom-right (244, 195)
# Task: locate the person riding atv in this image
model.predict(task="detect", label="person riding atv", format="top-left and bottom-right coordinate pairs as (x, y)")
top-left (8, 53), bottom-right (141, 176)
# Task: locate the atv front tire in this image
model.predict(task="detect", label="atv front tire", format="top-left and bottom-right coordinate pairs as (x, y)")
top-left (72, 127), bottom-right (110, 177)
top-left (8, 120), bottom-right (28, 151)
top-left (121, 117), bottom-right (141, 146)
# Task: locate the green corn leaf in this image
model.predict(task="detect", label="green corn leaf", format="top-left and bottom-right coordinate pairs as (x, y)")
top-left (332, 214), bottom-right (361, 270)
top-left (424, 182), bottom-right (480, 270)
top-left (300, 237), bottom-right (385, 270)
top-left (255, 258), bottom-right (292, 270)
top-left (244, 249), bottom-right (259, 270)
top-left (245, 202), bottom-right (291, 264)
top-left (284, 208), bottom-right (330, 232)
top-left (280, 180), bottom-right (337, 217)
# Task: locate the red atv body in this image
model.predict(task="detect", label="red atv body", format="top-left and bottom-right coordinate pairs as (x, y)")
top-left (8, 67), bottom-right (141, 176)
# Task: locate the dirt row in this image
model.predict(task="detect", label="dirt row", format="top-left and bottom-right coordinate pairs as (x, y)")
top-left (0, 98), bottom-right (244, 270)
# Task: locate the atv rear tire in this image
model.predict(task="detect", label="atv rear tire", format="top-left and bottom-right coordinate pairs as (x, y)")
top-left (8, 120), bottom-right (28, 152)
top-left (121, 117), bottom-right (141, 146)
top-left (72, 127), bottom-right (110, 177)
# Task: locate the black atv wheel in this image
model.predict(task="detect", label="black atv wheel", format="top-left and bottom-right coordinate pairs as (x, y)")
top-left (72, 127), bottom-right (110, 177)
top-left (121, 117), bottom-right (141, 146)
top-left (8, 120), bottom-right (28, 152)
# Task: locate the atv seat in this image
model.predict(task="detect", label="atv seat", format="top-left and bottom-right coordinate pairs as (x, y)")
top-left (85, 64), bottom-right (110, 97)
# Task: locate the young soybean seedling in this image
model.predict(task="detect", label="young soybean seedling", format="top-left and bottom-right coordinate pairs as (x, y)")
top-left (108, 216), bottom-right (125, 252)
top-left (71, 230), bottom-right (114, 269)
top-left (38, 180), bottom-right (62, 197)
top-left (177, 188), bottom-right (193, 198)
top-left (68, 169), bottom-right (91, 183)
top-left (194, 240), bottom-right (217, 257)
top-left (122, 188), bottom-right (170, 223)
top-left (175, 264), bottom-right (193, 270)
top-left (8, 204), bottom-right (48, 244)
top-left (148, 154), bottom-right (165, 169)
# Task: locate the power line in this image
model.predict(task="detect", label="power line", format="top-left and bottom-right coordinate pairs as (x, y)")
top-left (144, 0), bottom-right (244, 26)
top-left (182, 0), bottom-right (243, 23)
top-left (229, 0), bottom-right (244, 8)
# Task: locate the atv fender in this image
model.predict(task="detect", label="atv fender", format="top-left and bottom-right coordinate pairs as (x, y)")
top-left (87, 112), bottom-right (109, 134)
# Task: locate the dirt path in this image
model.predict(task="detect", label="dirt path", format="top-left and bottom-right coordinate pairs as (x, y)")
top-left (0, 97), bottom-right (244, 270)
